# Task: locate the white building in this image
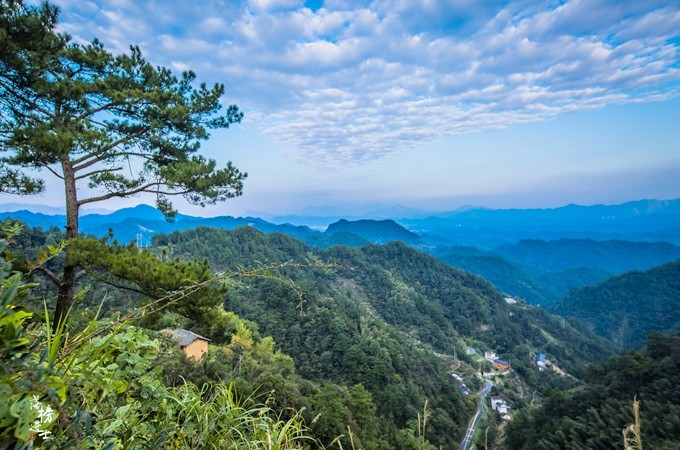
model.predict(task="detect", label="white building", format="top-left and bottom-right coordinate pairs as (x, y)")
top-left (484, 351), bottom-right (497, 362)
top-left (490, 396), bottom-right (512, 420)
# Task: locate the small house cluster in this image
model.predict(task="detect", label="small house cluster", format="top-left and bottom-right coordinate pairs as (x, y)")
top-left (490, 396), bottom-right (512, 421)
top-left (484, 351), bottom-right (511, 371)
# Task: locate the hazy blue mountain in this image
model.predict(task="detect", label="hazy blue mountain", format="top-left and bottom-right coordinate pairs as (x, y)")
top-left (5, 197), bottom-right (679, 247)
top-left (494, 238), bottom-right (680, 274)
top-left (0, 210), bottom-right (64, 229)
top-left (431, 238), bottom-right (680, 306)
top-left (533, 267), bottom-right (613, 301)
top-left (401, 198), bottom-right (680, 247)
top-left (325, 218), bottom-right (423, 245)
top-left (548, 260), bottom-right (680, 350)
top-left (433, 246), bottom-right (614, 305)
top-left (0, 205), bottom-right (421, 248)
top-left (0, 203), bottom-right (65, 215)
top-left (0, 205), bottom-right (319, 244)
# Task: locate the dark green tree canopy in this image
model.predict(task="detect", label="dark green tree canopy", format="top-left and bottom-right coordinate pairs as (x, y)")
top-left (0, 0), bottom-right (247, 326)
top-left (0, 0), bottom-right (246, 216)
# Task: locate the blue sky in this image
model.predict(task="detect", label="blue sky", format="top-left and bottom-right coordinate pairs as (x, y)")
top-left (3, 0), bottom-right (680, 217)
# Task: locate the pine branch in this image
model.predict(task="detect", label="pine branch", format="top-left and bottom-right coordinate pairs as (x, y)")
top-left (32, 265), bottom-right (62, 287)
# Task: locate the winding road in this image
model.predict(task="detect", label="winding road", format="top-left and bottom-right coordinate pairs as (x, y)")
top-left (459, 380), bottom-right (493, 450)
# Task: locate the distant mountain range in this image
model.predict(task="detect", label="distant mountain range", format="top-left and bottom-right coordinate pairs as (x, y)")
top-left (3, 197), bottom-right (679, 244)
top-left (3, 199), bottom-right (680, 307)
top-left (402, 198), bottom-right (680, 247)
top-left (0, 204), bottom-right (424, 249)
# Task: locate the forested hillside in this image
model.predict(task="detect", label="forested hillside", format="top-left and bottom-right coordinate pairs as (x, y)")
top-left (4, 220), bottom-right (667, 448)
top-left (549, 260), bottom-right (680, 350)
top-left (505, 333), bottom-right (680, 450)
top-left (433, 239), bottom-right (680, 306)
top-left (153, 226), bottom-right (617, 443)
top-left (155, 226), bottom-right (614, 369)
top-left (494, 238), bottom-right (680, 274)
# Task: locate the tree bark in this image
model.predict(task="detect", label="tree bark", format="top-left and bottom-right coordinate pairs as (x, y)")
top-left (53, 158), bottom-right (79, 329)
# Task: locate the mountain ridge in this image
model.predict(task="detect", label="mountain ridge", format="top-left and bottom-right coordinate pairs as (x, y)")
top-left (548, 260), bottom-right (680, 350)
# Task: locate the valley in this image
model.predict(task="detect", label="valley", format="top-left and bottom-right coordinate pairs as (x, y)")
top-left (2, 198), bottom-right (679, 448)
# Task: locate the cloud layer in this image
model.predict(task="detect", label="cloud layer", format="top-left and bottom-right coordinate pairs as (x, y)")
top-left (55, 0), bottom-right (680, 163)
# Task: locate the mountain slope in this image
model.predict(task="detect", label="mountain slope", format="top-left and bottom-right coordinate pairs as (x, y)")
top-left (495, 238), bottom-right (680, 274)
top-left (548, 260), bottom-right (680, 350)
top-left (157, 226), bottom-right (614, 380)
top-left (505, 333), bottom-right (680, 450)
top-left (154, 226), bottom-right (474, 448)
top-left (325, 218), bottom-right (424, 245)
top-left (435, 249), bottom-right (551, 304)
top-left (434, 245), bottom-right (615, 305)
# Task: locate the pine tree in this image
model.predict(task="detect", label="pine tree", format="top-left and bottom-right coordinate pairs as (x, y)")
top-left (0, 0), bottom-right (246, 326)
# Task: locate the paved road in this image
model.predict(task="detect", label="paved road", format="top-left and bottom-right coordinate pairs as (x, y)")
top-left (459, 380), bottom-right (493, 450)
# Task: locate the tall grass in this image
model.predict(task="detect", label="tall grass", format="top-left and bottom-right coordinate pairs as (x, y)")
top-left (622, 397), bottom-right (643, 450)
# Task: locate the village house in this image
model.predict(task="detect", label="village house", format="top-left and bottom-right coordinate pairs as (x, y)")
top-left (536, 353), bottom-right (547, 371)
top-left (165, 328), bottom-right (211, 360)
top-left (492, 359), bottom-right (511, 371)
top-left (490, 396), bottom-right (512, 420)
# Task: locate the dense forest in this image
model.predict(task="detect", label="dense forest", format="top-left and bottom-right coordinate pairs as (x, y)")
top-left (505, 332), bottom-right (680, 450)
top-left (549, 260), bottom-right (680, 350)
top-left (151, 226), bottom-right (619, 446)
top-left (3, 221), bottom-right (621, 448)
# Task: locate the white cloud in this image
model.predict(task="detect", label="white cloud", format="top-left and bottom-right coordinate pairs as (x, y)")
top-left (53, 0), bottom-right (680, 164)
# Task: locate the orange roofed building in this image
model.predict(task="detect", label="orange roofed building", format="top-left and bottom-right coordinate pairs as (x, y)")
top-left (492, 359), bottom-right (511, 371)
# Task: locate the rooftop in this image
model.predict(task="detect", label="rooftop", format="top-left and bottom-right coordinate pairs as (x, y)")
top-left (172, 328), bottom-right (211, 347)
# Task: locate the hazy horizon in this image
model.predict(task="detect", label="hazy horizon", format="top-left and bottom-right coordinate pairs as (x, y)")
top-left (2, 195), bottom-right (679, 222)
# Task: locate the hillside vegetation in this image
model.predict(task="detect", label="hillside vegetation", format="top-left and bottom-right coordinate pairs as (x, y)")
top-left (549, 260), bottom-right (680, 350)
top-left (155, 227), bottom-right (616, 423)
top-left (7, 221), bottom-right (662, 448)
top-left (505, 333), bottom-right (680, 450)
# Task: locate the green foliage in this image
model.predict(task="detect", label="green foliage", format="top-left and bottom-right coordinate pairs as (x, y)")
top-left (155, 226), bottom-right (617, 448)
top-left (505, 333), bottom-right (680, 450)
top-left (0, 0), bottom-right (246, 212)
top-left (0, 243), bottom-right (317, 449)
top-left (549, 260), bottom-right (680, 350)
top-left (70, 236), bottom-right (224, 324)
top-left (0, 0), bottom-right (61, 195)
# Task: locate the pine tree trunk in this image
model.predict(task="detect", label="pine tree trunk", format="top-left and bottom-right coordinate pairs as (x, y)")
top-left (53, 159), bottom-right (79, 329)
